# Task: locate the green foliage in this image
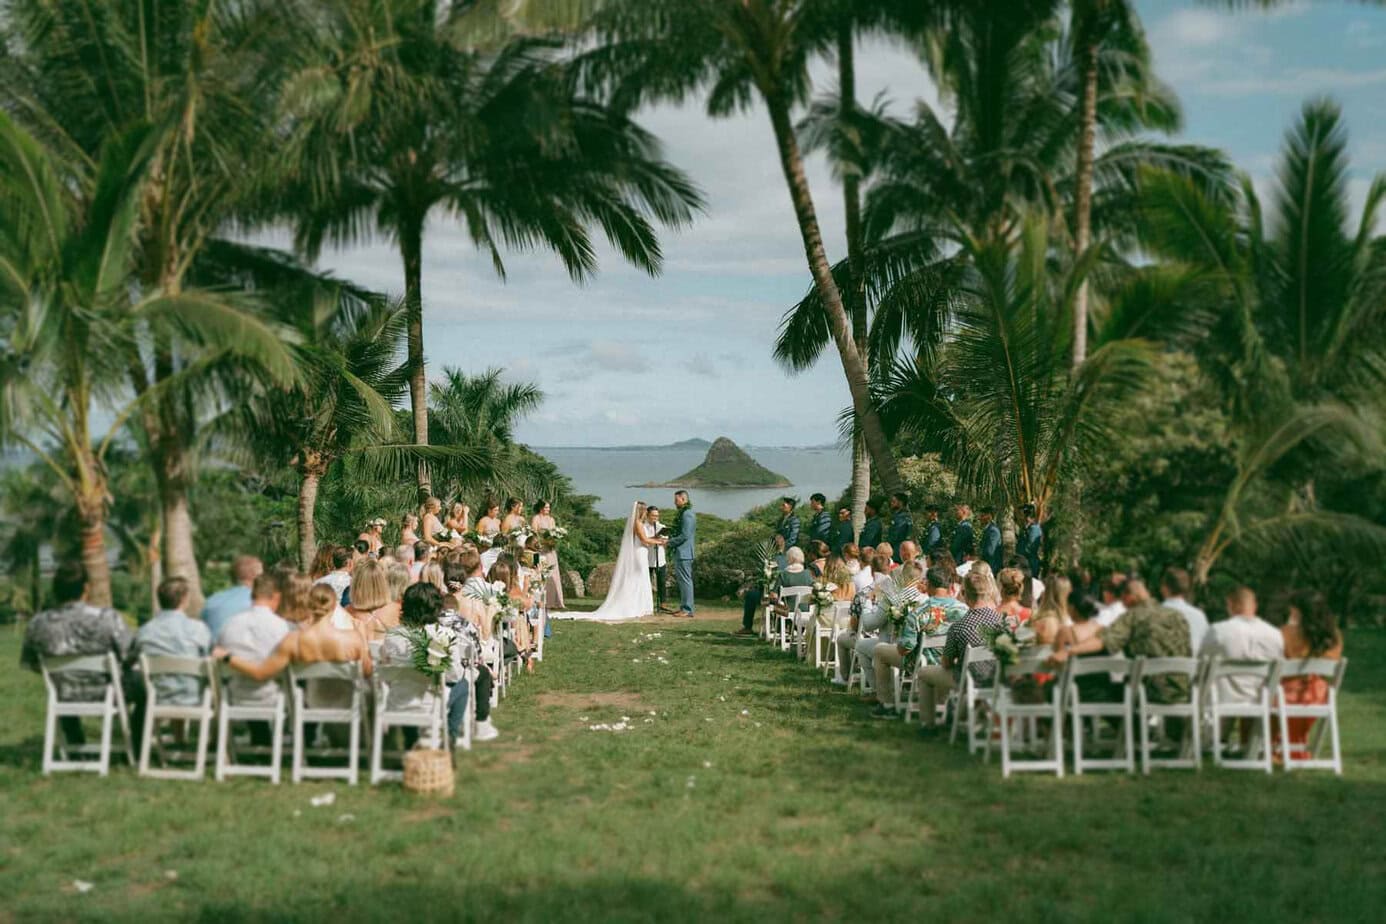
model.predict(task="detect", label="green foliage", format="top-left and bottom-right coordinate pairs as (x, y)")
top-left (693, 521), bottom-right (776, 599)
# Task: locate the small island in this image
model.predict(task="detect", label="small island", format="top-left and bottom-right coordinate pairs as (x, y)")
top-left (636, 437), bottom-right (792, 488)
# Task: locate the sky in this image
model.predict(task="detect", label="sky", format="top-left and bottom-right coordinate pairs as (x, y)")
top-left (294, 0), bottom-right (1386, 448)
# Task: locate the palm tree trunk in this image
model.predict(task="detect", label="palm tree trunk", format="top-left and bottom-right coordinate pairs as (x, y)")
top-left (297, 468), bottom-right (321, 573)
top-left (764, 94), bottom-right (903, 498)
top-left (400, 217), bottom-right (431, 497)
top-left (75, 488), bottom-right (112, 608)
top-left (156, 440), bottom-right (204, 614)
top-left (1072, 39), bottom-right (1099, 369)
top-left (839, 23), bottom-right (872, 534)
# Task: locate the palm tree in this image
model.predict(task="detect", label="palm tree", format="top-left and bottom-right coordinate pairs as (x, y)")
top-left (588, 0), bottom-right (909, 497)
top-left (277, 0), bottom-right (702, 495)
top-left (0, 466), bottom-right (65, 618)
top-left (0, 0), bottom-right (302, 608)
top-left (426, 368), bottom-right (550, 504)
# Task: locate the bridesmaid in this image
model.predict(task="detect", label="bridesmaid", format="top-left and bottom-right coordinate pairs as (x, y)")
top-left (476, 499), bottom-right (503, 571)
top-left (400, 513), bottom-right (419, 547)
top-left (531, 499), bottom-right (566, 611)
top-left (420, 496), bottom-right (447, 549)
top-left (501, 497), bottom-right (527, 537)
top-left (444, 501), bottom-right (470, 535)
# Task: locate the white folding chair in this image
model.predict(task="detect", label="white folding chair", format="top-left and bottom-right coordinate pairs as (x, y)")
top-left (819, 601), bottom-right (851, 676)
top-left (950, 646), bottom-right (999, 755)
top-left (215, 665), bottom-right (286, 784)
top-left (1205, 657), bottom-right (1278, 773)
top-left (137, 654), bottom-right (215, 781)
top-left (777, 587), bottom-right (811, 652)
top-left (1063, 656), bottom-right (1134, 774)
top-left (370, 666), bottom-right (449, 784)
top-left (290, 662), bottom-right (364, 785)
top-left (1132, 657), bottom-right (1203, 772)
top-left (987, 657), bottom-right (1066, 778)
top-left (1274, 657), bottom-right (1347, 775)
top-left (39, 652), bottom-right (135, 776)
top-left (901, 636), bottom-right (948, 721)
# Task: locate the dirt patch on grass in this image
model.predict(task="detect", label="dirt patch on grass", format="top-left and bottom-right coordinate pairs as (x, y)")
top-left (536, 692), bottom-right (647, 711)
top-left (403, 802), bottom-right (454, 824)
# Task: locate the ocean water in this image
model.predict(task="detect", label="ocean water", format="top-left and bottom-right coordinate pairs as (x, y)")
top-left (537, 445), bottom-right (853, 520)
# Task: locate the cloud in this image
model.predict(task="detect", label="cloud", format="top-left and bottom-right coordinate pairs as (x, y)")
top-left (1158, 8), bottom-right (1239, 47)
top-left (587, 341), bottom-right (650, 373)
top-left (683, 353), bottom-right (717, 377)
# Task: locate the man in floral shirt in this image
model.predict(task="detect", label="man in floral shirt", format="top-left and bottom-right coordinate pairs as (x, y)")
top-left (870, 566), bottom-right (968, 718)
top-left (20, 561), bottom-right (132, 746)
top-left (916, 571), bottom-right (1003, 736)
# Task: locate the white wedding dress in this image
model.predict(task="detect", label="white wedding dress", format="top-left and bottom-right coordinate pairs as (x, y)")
top-left (574, 502), bottom-right (653, 622)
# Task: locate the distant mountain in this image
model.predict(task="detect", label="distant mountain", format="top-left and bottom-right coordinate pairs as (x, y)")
top-left (636, 437), bottom-right (792, 488)
top-left (537, 438), bottom-right (713, 452)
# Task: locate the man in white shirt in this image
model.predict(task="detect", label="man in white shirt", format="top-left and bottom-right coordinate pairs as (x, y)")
top-left (645, 505), bottom-right (671, 613)
top-left (1160, 566), bottom-right (1209, 652)
top-left (315, 546), bottom-right (353, 600)
top-left (1199, 585), bottom-right (1284, 704)
top-left (217, 573), bottom-right (290, 748)
top-left (1095, 574), bottom-right (1127, 628)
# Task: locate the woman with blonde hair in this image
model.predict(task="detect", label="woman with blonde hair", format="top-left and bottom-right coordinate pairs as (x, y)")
top-left (348, 559), bottom-right (400, 638)
top-left (997, 568), bottom-right (1033, 625)
top-left (967, 561), bottom-right (1001, 608)
top-left (1028, 574), bottom-right (1070, 645)
top-left (444, 501), bottom-right (471, 535)
top-left (278, 572), bottom-right (316, 625)
top-left (400, 513), bottom-right (420, 547)
top-left (419, 562), bottom-right (448, 596)
top-left (420, 496), bottom-right (447, 548)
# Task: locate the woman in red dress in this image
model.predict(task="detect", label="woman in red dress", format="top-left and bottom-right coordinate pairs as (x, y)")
top-left (1277, 591), bottom-right (1343, 760)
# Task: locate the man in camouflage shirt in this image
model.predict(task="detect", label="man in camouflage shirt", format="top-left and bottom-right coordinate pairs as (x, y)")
top-left (20, 562), bottom-right (132, 745)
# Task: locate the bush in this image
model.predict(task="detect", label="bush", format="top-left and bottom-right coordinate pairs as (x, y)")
top-left (693, 521), bottom-right (771, 600)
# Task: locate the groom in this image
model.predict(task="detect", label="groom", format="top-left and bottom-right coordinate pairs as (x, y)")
top-left (667, 490), bottom-right (696, 618)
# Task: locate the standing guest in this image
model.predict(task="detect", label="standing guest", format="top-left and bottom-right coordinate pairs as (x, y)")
top-left (833, 507), bottom-right (854, 555)
top-left (978, 507), bottom-right (1003, 574)
top-left (1159, 567), bottom-right (1209, 652)
top-left (917, 572), bottom-right (1005, 735)
top-left (445, 502), bottom-right (471, 535)
top-left (128, 578), bottom-right (212, 712)
top-left (858, 498), bottom-right (884, 550)
top-left (357, 518), bottom-right (387, 556)
top-left (314, 546), bottom-right (353, 601)
top-left (1278, 591), bottom-right (1344, 760)
top-left (776, 497), bottom-right (801, 551)
top-left (1016, 503), bottom-right (1044, 577)
top-left (736, 535), bottom-right (787, 637)
top-left (21, 562), bottom-right (133, 747)
top-left (996, 568), bottom-right (1033, 626)
top-left (400, 513), bottom-right (420, 547)
top-left (500, 498), bottom-right (527, 537)
top-left (217, 572), bottom-right (291, 748)
top-left (807, 494), bottom-right (833, 549)
top-left (644, 505), bottom-right (669, 614)
top-left (1095, 574), bottom-right (1127, 627)
top-left (887, 493), bottom-right (914, 562)
top-left (202, 556), bottom-right (263, 641)
top-left (950, 504), bottom-right (975, 566)
top-left (1199, 586), bottom-right (1285, 704)
top-left (531, 499), bottom-right (567, 611)
top-left (475, 500), bottom-right (502, 542)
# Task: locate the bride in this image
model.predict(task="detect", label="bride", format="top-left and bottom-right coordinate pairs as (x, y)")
top-left (574, 501), bottom-right (665, 622)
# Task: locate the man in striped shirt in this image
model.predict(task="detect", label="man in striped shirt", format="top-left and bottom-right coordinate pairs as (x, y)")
top-left (917, 571), bottom-right (1003, 737)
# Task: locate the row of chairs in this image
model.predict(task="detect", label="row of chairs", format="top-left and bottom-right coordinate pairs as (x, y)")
top-left (38, 652), bottom-right (471, 785)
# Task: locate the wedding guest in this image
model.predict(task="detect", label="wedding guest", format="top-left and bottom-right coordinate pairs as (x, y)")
top-left (978, 507), bottom-right (1003, 574)
top-left (823, 555), bottom-right (855, 600)
top-left (445, 502), bottom-right (471, 535)
top-left (1028, 573), bottom-right (1071, 646)
top-left (448, 547), bottom-right (501, 741)
top-left (921, 504), bottom-right (943, 556)
top-left (420, 562), bottom-right (448, 596)
top-left (412, 542), bottom-right (431, 581)
top-left (887, 493), bottom-right (914, 562)
top-left (807, 493), bottom-right (833, 549)
top-left (996, 568), bottom-right (1033, 626)
top-left (314, 546), bottom-right (353, 601)
top-left (308, 542), bottom-right (335, 581)
top-left (950, 504), bottom-right (975, 566)
top-left (736, 535), bottom-right (787, 637)
top-left (1095, 574), bottom-right (1127, 627)
top-left (874, 543), bottom-right (896, 573)
top-left (217, 572), bottom-right (290, 747)
top-left (202, 555), bottom-right (263, 640)
top-left (808, 540), bottom-right (830, 578)
top-left (357, 518), bottom-right (386, 556)
top-left (1199, 586), bottom-right (1284, 704)
top-left (348, 559), bottom-right (400, 638)
top-left (1061, 591), bottom-right (1119, 703)
top-left (1277, 590), bottom-right (1344, 759)
top-left (917, 571), bottom-right (1005, 736)
top-left (776, 497), bottom-right (801, 551)
top-left (1004, 555), bottom-right (1041, 608)
top-left (898, 541), bottom-right (921, 573)
top-left (870, 566), bottom-right (967, 718)
top-left (21, 562), bottom-right (133, 746)
top-left (858, 498), bottom-right (884, 550)
top-left (779, 546), bottom-right (815, 595)
top-left (1159, 566), bottom-right (1209, 652)
top-left (1016, 503), bottom-right (1044, 576)
top-left (490, 558), bottom-right (536, 670)
top-left (833, 507), bottom-right (854, 555)
top-left (532, 499), bottom-right (567, 611)
top-left (400, 513), bottom-right (420, 547)
top-left (128, 577), bottom-right (212, 710)
top-left (843, 544), bottom-right (874, 594)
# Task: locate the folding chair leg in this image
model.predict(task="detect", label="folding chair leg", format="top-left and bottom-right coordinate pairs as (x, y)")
top-left (42, 702), bottom-right (56, 776)
top-left (98, 706), bottom-right (113, 778)
top-left (270, 710), bottom-right (284, 785)
top-left (1073, 712), bottom-right (1084, 775)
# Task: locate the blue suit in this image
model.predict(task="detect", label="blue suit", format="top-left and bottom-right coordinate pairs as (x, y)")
top-left (924, 521), bottom-right (943, 555)
top-left (887, 511), bottom-right (913, 562)
top-left (778, 513), bottom-right (801, 550)
top-left (980, 522), bottom-right (1003, 573)
top-left (808, 510), bottom-right (833, 548)
top-left (667, 506), bottom-right (697, 613)
top-left (858, 516), bottom-right (883, 550)
top-left (1017, 522), bottom-right (1043, 577)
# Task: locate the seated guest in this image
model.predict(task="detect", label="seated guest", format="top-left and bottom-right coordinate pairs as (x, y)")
top-left (202, 555), bottom-right (263, 640)
top-left (1002, 554), bottom-right (1044, 604)
top-left (778, 546), bottom-right (815, 598)
top-left (823, 555), bottom-right (855, 601)
top-left (897, 541), bottom-right (921, 574)
top-left (737, 536), bottom-right (787, 637)
top-left (1027, 574), bottom-right (1070, 646)
top-left (395, 542), bottom-right (416, 576)
top-left (1159, 566), bottom-right (1209, 653)
top-left (217, 572), bottom-right (290, 747)
top-left (1277, 590), bottom-right (1344, 759)
top-left (21, 562), bottom-right (133, 746)
top-left (128, 577), bottom-right (211, 707)
top-left (314, 546), bottom-right (353, 600)
top-left (873, 543), bottom-right (896, 573)
top-left (445, 547), bottom-right (501, 741)
top-left (1095, 573), bottom-right (1127, 627)
top-left (848, 545), bottom-right (875, 594)
top-left (276, 572), bottom-right (314, 626)
top-left (489, 559), bottom-right (536, 670)
top-left (917, 571), bottom-right (1004, 735)
top-left (996, 568), bottom-right (1032, 625)
top-left (308, 541), bottom-right (335, 581)
top-left (411, 542), bottom-right (431, 581)
top-left (1199, 585), bottom-right (1284, 704)
top-left (420, 562), bottom-right (448, 596)
top-left (346, 558), bottom-right (398, 638)
top-left (807, 540), bottom-right (830, 579)
top-left (1059, 590), bottom-right (1120, 702)
top-left (966, 562), bottom-right (1000, 608)
top-left (870, 566), bottom-right (968, 717)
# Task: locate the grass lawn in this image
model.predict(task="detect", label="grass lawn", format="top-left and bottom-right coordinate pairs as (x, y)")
top-left (3, 601), bottom-right (1385, 922)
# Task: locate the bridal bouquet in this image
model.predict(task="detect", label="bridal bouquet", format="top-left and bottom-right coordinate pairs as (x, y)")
top-left (463, 531), bottom-right (494, 549)
top-left (536, 525), bottom-right (568, 551)
top-left (811, 581), bottom-right (838, 611)
top-left (401, 623), bottom-right (458, 678)
top-left (433, 528), bottom-right (461, 544)
top-left (505, 526), bottom-right (533, 551)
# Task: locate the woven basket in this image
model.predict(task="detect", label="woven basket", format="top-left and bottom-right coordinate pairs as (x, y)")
top-left (402, 748), bottom-right (455, 797)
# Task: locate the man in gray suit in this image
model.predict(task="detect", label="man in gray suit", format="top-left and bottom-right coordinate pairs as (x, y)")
top-left (667, 490), bottom-right (697, 618)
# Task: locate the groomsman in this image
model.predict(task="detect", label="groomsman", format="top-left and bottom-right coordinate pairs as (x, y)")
top-left (777, 497), bottom-right (801, 550)
top-left (886, 492), bottom-right (914, 563)
top-left (951, 504), bottom-right (975, 565)
top-left (923, 505), bottom-right (944, 556)
top-left (858, 498), bottom-right (884, 550)
top-left (978, 507), bottom-right (1003, 574)
top-left (1017, 503), bottom-right (1044, 576)
top-left (807, 494), bottom-right (833, 549)
top-left (832, 507), bottom-right (854, 555)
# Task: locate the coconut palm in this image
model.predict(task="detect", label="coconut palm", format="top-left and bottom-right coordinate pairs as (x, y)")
top-left (277, 0), bottom-right (702, 494)
top-left (0, 0), bottom-right (302, 607)
top-left (587, 0), bottom-right (910, 497)
top-left (426, 368), bottom-right (550, 504)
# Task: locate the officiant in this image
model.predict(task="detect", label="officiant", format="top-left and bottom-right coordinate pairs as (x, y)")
top-left (645, 505), bottom-right (671, 614)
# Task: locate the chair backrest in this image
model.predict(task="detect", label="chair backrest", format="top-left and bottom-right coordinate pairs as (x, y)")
top-left (780, 586), bottom-right (811, 601)
top-left (291, 660), bottom-right (363, 683)
top-left (918, 635), bottom-right (948, 651)
top-left (1209, 657), bottom-right (1277, 683)
top-left (141, 654), bottom-right (212, 678)
top-left (374, 664), bottom-right (441, 712)
top-left (964, 645), bottom-right (995, 666)
top-left (41, 653), bottom-right (115, 676)
top-left (832, 600), bottom-right (852, 618)
top-left (1278, 657), bottom-right (1346, 685)
top-left (1066, 656), bottom-right (1131, 680)
top-left (1001, 655), bottom-right (1055, 682)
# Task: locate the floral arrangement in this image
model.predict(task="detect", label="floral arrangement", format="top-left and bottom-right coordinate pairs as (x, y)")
top-left (752, 540), bottom-right (781, 595)
top-left (535, 525), bottom-right (568, 551)
top-left (981, 619), bottom-right (1022, 667)
top-left (463, 530), bottom-right (494, 549)
top-left (876, 573), bottom-right (923, 634)
top-left (464, 579), bottom-right (521, 635)
top-left (505, 526), bottom-right (533, 551)
top-left (433, 528), bottom-right (461, 544)
top-left (811, 581), bottom-right (838, 611)
top-left (401, 623), bottom-right (458, 677)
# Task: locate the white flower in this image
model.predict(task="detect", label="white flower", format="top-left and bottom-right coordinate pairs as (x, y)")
top-left (491, 581), bottom-right (506, 593)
